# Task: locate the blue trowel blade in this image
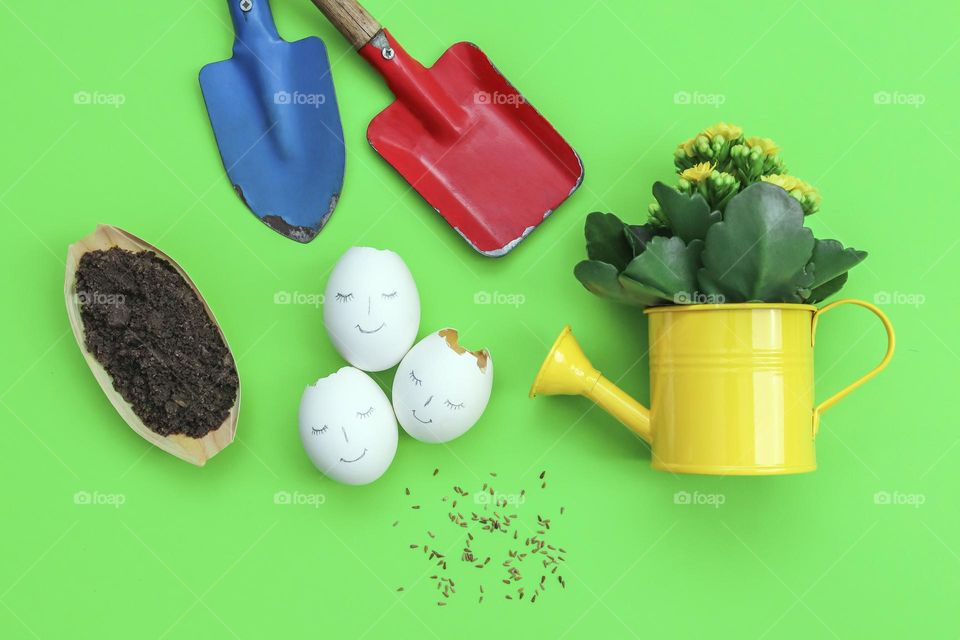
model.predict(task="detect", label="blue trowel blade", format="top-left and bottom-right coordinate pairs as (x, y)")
top-left (199, 0), bottom-right (345, 243)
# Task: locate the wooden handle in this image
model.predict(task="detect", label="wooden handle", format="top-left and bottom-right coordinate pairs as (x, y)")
top-left (310, 0), bottom-right (382, 49)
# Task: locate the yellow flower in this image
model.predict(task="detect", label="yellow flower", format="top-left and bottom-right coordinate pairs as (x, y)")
top-left (746, 136), bottom-right (780, 157)
top-left (680, 161), bottom-right (715, 183)
top-left (761, 174), bottom-right (821, 203)
top-left (703, 122), bottom-right (743, 141)
top-left (677, 137), bottom-right (697, 157)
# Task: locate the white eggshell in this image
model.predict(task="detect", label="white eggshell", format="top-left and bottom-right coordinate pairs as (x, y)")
top-left (323, 247), bottom-right (420, 372)
top-left (392, 329), bottom-right (493, 443)
top-left (299, 367), bottom-right (398, 485)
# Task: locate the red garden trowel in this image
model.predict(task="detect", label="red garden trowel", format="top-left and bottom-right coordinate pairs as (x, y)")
top-left (309, 0), bottom-right (584, 256)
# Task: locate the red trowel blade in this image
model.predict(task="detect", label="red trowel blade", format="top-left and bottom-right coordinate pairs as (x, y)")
top-left (360, 33), bottom-right (584, 257)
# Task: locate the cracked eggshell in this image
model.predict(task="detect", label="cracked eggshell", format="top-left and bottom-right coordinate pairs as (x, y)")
top-left (392, 329), bottom-right (493, 443)
top-left (323, 247), bottom-right (420, 372)
top-left (299, 367), bottom-right (398, 485)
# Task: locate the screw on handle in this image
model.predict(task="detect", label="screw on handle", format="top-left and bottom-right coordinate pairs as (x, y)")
top-left (226, 0), bottom-right (279, 40)
top-left (309, 0), bottom-right (382, 49)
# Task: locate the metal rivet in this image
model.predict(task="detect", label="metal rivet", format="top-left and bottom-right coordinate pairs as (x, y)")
top-left (382, 47), bottom-right (395, 60)
top-left (240, 0), bottom-right (253, 12)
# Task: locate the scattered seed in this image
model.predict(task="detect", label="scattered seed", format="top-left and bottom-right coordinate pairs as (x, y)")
top-left (396, 470), bottom-right (567, 605)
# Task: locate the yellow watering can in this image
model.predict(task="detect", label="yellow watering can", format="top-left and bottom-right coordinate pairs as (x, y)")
top-left (530, 301), bottom-right (895, 475)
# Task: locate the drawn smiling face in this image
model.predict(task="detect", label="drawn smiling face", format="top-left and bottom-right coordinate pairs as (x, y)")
top-left (299, 367), bottom-right (398, 485)
top-left (323, 247), bottom-right (420, 372)
top-left (392, 329), bottom-right (493, 444)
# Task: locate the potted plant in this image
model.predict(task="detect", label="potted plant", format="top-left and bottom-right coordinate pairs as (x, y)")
top-left (530, 124), bottom-right (895, 475)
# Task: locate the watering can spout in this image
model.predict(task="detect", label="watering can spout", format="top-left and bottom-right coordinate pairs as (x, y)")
top-left (529, 326), bottom-right (652, 444)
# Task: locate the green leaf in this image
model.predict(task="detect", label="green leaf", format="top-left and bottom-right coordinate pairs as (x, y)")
top-left (621, 237), bottom-right (704, 303)
top-left (696, 268), bottom-right (737, 302)
top-left (700, 182), bottom-right (815, 302)
top-left (617, 275), bottom-right (672, 307)
top-left (808, 239), bottom-right (867, 290)
top-left (575, 260), bottom-right (667, 307)
top-left (585, 212), bottom-right (633, 271)
top-left (652, 182), bottom-right (721, 242)
top-left (807, 273), bottom-right (849, 304)
top-left (623, 224), bottom-right (652, 256)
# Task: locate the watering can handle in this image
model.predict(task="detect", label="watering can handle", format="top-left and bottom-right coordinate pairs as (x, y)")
top-left (811, 299), bottom-right (895, 433)
top-left (310, 0), bottom-right (382, 49)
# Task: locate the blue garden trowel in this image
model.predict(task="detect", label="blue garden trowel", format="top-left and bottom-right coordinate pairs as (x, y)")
top-left (200, 0), bottom-right (345, 243)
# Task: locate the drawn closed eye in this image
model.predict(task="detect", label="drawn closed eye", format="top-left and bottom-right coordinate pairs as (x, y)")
top-left (311, 425), bottom-right (329, 435)
top-left (357, 406), bottom-right (375, 419)
top-left (335, 292), bottom-right (354, 302)
top-left (444, 400), bottom-right (464, 410)
top-left (382, 291), bottom-right (398, 300)
top-left (409, 370), bottom-right (423, 386)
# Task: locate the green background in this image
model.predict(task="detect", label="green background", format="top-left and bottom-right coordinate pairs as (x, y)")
top-left (2, 0), bottom-right (958, 637)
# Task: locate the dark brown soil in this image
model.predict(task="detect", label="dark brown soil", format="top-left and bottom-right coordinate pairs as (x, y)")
top-left (75, 248), bottom-right (238, 439)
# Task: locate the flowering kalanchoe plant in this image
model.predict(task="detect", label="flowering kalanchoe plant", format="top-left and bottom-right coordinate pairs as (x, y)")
top-left (576, 124), bottom-right (865, 307)
top-left (653, 122), bottom-right (819, 218)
